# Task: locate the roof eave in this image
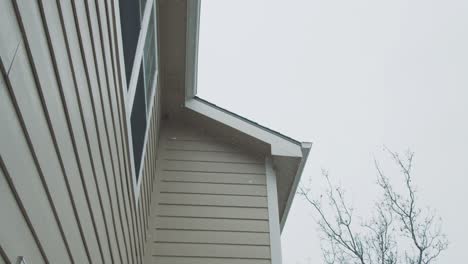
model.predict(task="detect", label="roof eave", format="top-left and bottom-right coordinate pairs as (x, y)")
top-left (185, 97), bottom-right (304, 157)
top-left (185, 0), bottom-right (200, 100)
top-left (280, 142), bottom-right (312, 231)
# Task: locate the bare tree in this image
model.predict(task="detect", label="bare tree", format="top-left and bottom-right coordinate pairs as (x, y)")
top-left (299, 149), bottom-right (448, 264)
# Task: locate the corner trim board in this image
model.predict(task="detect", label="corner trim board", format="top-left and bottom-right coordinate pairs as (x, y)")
top-left (266, 156), bottom-right (283, 264)
top-left (280, 142), bottom-right (312, 230)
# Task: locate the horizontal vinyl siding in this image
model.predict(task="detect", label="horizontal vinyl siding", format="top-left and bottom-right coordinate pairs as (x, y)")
top-left (153, 230), bottom-right (270, 245)
top-left (0, 0), bottom-right (160, 263)
top-left (158, 205), bottom-right (268, 219)
top-left (153, 257), bottom-right (271, 264)
top-left (158, 193), bottom-right (268, 207)
top-left (151, 126), bottom-right (271, 264)
top-left (159, 182), bottom-right (267, 196)
top-left (153, 243), bottom-right (271, 259)
top-left (160, 170), bottom-right (266, 184)
top-left (155, 217), bottom-right (269, 232)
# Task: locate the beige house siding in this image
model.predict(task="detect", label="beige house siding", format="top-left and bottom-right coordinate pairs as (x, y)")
top-left (0, 0), bottom-right (160, 263)
top-left (150, 125), bottom-right (272, 264)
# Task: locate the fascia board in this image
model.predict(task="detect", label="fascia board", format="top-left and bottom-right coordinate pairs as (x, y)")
top-left (185, 98), bottom-right (303, 157)
top-left (185, 0), bottom-right (200, 100)
top-left (280, 142), bottom-right (312, 231)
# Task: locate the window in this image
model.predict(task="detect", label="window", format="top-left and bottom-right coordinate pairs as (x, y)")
top-left (119, 0), bottom-right (141, 88)
top-left (119, 0), bottom-right (158, 185)
top-left (140, 0), bottom-right (148, 22)
top-left (143, 8), bottom-right (157, 113)
top-left (130, 66), bottom-right (146, 181)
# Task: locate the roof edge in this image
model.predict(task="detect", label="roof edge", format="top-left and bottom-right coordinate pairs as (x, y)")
top-left (194, 96), bottom-right (302, 145)
top-left (185, 0), bottom-right (201, 99)
top-left (185, 97), bottom-right (304, 157)
top-left (280, 142), bottom-right (312, 231)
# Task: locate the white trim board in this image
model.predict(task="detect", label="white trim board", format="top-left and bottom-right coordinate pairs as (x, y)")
top-left (280, 142), bottom-right (312, 230)
top-left (127, 0), bottom-right (157, 114)
top-left (132, 71), bottom-right (159, 205)
top-left (266, 156), bottom-right (283, 264)
top-left (185, 98), bottom-right (304, 157)
top-left (184, 0), bottom-right (200, 100)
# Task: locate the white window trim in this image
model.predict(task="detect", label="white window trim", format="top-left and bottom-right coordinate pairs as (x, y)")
top-left (126, 0), bottom-right (156, 115)
top-left (115, 0), bottom-right (159, 204)
top-left (131, 71), bottom-right (158, 204)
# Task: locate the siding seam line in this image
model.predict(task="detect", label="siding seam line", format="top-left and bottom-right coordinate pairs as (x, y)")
top-left (165, 148), bottom-right (244, 154)
top-left (6, 41), bottom-right (20, 75)
top-left (152, 255), bottom-right (270, 260)
top-left (159, 192), bottom-right (267, 197)
top-left (154, 228), bottom-right (269, 233)
top-left (161, 180), bottom-right (266, 186)
top-left (164, 159), bottom-right (264, 165)
top-left (162, 169), bottom-right (266, 175)
top-left (157, 216), bottom-right (269, 221)
top-left (158, 204), bottom-right (268, 209)
top-left (153, 242), bottom-right (270, 246)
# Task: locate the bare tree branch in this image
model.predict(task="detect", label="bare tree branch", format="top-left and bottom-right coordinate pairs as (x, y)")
top-left (300, 149), bottom-right (448, 264)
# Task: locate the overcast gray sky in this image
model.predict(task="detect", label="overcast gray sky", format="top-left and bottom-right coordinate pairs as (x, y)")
top-left (197, 0), bottom-right (468, 262)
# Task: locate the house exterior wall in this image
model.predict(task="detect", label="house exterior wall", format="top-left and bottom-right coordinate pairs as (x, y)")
top-left (0, 0), bottom-right (160, 263)
top-left (149, 125), bottom-right (279, 264)
top-left (1, 1), bottom-right (290, 264)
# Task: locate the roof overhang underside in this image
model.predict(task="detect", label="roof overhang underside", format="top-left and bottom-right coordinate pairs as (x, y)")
top-left (157, 0), bottom-right (311, 230)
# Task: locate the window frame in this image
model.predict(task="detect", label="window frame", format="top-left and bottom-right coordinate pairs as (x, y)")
top-left (118, 0), bottom-right (159, 203)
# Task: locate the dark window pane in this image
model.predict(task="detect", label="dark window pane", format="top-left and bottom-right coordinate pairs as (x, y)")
top-left (140, 0), bottom-right (147, 22)
top-left (119, 0), bottom-right (141, 88)
top-left (130, 66), bottom-right (146, 179)
top-left (144, 6), bottom-right (157, 112)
